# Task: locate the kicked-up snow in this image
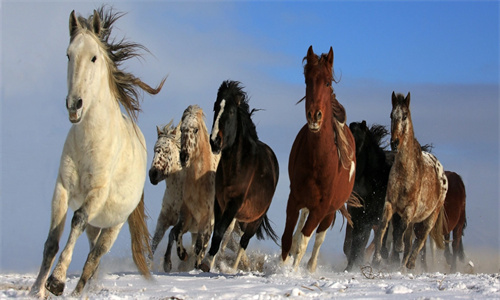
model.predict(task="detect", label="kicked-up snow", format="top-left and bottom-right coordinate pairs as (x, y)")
top-left (1, 251), bottom-right (498, 299)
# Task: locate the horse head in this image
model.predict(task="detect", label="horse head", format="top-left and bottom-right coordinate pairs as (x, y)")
top-left (149, 120), bottom-right (181, 185)
top-left (210, 81), bottom-right (244, 154)
top-left (390, 92), bottom-right (412, 152)
top-left (66, 10), bottom-right (108, 124)
top-left (180, 105), bottom-right (207, 167)
top-left (303, 46), bottom-right (334, 133)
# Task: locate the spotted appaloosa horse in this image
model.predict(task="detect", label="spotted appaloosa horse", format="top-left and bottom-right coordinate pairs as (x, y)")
top-left (30, 7), bottom-right (165, 298)
top-left (148, 120), bottom-right (191, 272)
top-left (372, 92), bottom-right (448, 270)
top-left (200, 80), bottom-right (279, 272)
top-left (281, 46), bottom-right (357, 272)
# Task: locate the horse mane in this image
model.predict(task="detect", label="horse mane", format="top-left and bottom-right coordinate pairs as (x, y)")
top-left (220, 80), bottom-right (260, 142)
top-left (369, 124), bottom-right (390, 150)
top-left (159, 120), bottom-right (181, 149)
top-left (72, 6), bottom-right (165, 123)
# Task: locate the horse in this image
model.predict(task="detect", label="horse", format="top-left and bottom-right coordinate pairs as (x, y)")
top-left (343, 121), bottom-right (395, 271)
top-left (425, 170), bottom-right (467, 272)
top-left (199, 80), bottom-right (280, 272)
top-left (148, 120), bottom-right (190, 272)
top-left (163, 105), bottom-right (220, 271)
top-left (30, 7), bottom-right (165, 298)
top-left (372, 92), bottom-right (448, 270)
top-left (281, 46), bottom-right (357, 273)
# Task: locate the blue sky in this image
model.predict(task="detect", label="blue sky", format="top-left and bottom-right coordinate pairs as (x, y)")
top-left (1, 1), bottom-right (498, 273)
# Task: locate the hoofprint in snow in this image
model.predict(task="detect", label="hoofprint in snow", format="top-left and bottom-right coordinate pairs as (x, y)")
top-left (1, 251), bottom-right (498, 299)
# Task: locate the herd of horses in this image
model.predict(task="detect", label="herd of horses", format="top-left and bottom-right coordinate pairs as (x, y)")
top-left (29, 7), bottom-right (468, 298)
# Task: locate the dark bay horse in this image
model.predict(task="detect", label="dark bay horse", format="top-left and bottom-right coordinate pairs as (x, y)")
top-left (425, 170), bottom-right (467, 272)
top-left (281, 46), bottom-right (357, 272)
top-left (372, 92), bottom-right (448, 270)
top-left (199, 80), bottom-right (279, 272)
top-left (442, 171), bottom-right (467, 272)
top-left (343, 121), bottom-right (395, 271)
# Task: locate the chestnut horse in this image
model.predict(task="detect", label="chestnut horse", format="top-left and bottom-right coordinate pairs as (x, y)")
top-left (200, 80), bottom-right (279, 272)
top-left (281, 46), bottom-right (357, 272)
top-left (372, 92), bottom-right (448, 270)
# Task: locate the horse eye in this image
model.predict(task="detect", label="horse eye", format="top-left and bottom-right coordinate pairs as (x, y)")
top-left (91, 56), bottom-right (97, 63)
top-left (66, 54), bottom-right (70, 61)
top-left (403, 114), bottom-right (407, 121)
top-left (194, 128), bottom-right (199, 134)
top-left (326, 82), bottom-right (330, 87)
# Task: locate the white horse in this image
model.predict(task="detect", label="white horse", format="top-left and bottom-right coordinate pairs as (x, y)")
top-left (30, 7), bottom-right (165, 298)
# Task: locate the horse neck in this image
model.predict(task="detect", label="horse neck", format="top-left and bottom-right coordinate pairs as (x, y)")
top-left (75, 83), bottom-right (122, 139)
top-left (190, 126), bottom-right (213, 176)
top-left (395, 123), bottom-right (422, 170)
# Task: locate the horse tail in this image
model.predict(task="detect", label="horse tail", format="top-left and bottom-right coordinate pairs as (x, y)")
top-left (128, 192), bottom-right (152, 279)
top-left (338, 193), bottom-right (363, 229)
top-left (256, 213), bottom-right (280, 246)
top-left (430, 206), bottom-right (446, 250)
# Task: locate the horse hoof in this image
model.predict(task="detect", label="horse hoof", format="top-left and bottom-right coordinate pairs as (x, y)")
top-left (199, 262), bottom-right (210, 273)
top-left (46, 275), bottom-right (65, 296)
top-left (163, 260), bottom-right (172, 273)
top-left (406, 260), bottom-right (416, 270)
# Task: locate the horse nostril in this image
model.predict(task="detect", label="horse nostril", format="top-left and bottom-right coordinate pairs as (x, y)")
top-left (307, 111), bottom-right (312, 121)
top-left (391, 139), bottom-right (400, 150)
top-left (316, 111), bottom-right (322, 121)
top-left (76, 99), bottom-right (83, 109)
top-left (180, 152), bottom-right (188, 165)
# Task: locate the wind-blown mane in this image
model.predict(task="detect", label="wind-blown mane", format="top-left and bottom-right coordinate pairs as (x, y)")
top-left (370, 124), bottom-right (390, 150)
top-left (220, 80), bottom-right (260, 142)
top-left (71, 6), bottom-right (165, 122)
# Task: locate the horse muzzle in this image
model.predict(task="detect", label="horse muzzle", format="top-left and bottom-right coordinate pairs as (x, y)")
top-left (66, 97), bottom-right (83, 123)
top-left (391, 138), bottom-right (400, 152)
top-left (307, 110), bottom-right (322, 133)
top-left (148, 167), bottom-right (165, 185)
top-left (210, 137), bottom-right (222, 155)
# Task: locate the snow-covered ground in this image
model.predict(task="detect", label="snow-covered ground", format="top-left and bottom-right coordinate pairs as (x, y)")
top-left (1, 249), bottom-right (498, 299)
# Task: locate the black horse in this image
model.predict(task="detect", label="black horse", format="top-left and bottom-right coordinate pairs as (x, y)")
top-left (199, 80), bottom-right (279, 272)
top-left (343, 121), bottom-right (398, 271)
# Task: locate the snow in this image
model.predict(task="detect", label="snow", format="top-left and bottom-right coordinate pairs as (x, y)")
top-left (1, 252), bottom-right (499, 299)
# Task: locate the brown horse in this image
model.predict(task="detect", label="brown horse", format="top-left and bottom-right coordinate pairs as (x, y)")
top-left (200, 80), bottom-right (279, 272)
top-left (372, 92), bottom-right (448, 270)
top-left (442, 171), bottom-right (467, 272)
top-left (281, 46), bottom-right (357, 272)
top-left (426, 170), bottom-right (467, 272)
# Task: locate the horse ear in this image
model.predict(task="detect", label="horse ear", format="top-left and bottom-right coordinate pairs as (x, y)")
top-left (69, 10), bottom-right (79, 37)
top-left (391, 91), bottom-right (397, 107)
top-left (92, 10), bottom-right (101, 36)
top-left (156, 126), bottom-right (162, 137)
top-left (327, 47), bottom-right (334, 68)
top-left (406, 92), bottom-right (411, 107)
top-left (307, 45), bottom-right (316, 63)
top-left (361, 120), bottom-right (367, 129)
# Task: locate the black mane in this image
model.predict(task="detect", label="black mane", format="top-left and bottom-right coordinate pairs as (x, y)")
top-left (217, 80), bottom-right (259, 142)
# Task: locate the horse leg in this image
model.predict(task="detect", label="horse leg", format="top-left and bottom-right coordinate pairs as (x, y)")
top-left (372, 201), bottom-right (393, 267)
top-left (72, 223), bottom-right (123, 297)
top-left (220, 218), bottom-right (237, 254)
top-left (401, 223), bottom-right (413, 268)
top-left (308, 212), bottom-right (335, 273)
top-left (232, 218), bottom-right (263, 271)
top-left (406, 211), bottom-right (439, 270)
top-left (84, 225), bottom-right (102, 280)
top-left (291, 208), bottom-right (308, 257)
top-left (175, 205), bottom-right (194, 262)
top-left (444, 232), bottom-right (452, 265)
top-left (151, 205), bottom-right (174, 258)
top-left (292, 209), bottom-right (324, 270)
top-left (343, 222), bottom-right (353, 258)
top-left (30, 182), bottom-right (68, 298)
top-left (163, 227), bottom-right (175, 272)
top-left (200, 197), bottom-right (241, 272)
top-left (346, 223), bottom-right (371, 271)
top-left (419, 239), bottom-right (428, 272)
top-left (281, 199), bottom-right (300, 262)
